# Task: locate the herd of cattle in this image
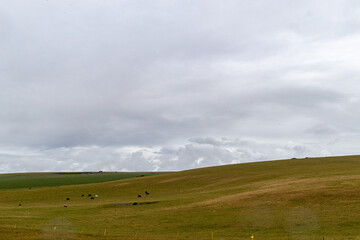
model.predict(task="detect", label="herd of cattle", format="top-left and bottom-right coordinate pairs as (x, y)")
top-left (19, 191), bottom-right (151, 208)
top-left (137, 190), bottom-right (150, 198)
top-left (63, 193), bottom-right (101, 207)
top-left (63, 191), bottom-right (150, 208)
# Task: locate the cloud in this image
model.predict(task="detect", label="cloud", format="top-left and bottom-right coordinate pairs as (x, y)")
top-left (0, 1), bottom-right (360, 172)
top-left (0, 137), bottom-right (334, 173)
top-left (305, 124), bottom-right (337, 136)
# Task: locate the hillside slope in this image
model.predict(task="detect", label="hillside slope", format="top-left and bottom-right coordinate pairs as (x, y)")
top-left (1, 156), bottom-right (360, 239)
top-left (0, 172), bottom-right (160, 189)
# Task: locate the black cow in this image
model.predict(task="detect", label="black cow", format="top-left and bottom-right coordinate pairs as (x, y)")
top-left (137, 195), bottom-right (142, 198)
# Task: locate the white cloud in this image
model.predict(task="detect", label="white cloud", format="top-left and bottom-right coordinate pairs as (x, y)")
top-left (0, 137), bottom-right (337, 173)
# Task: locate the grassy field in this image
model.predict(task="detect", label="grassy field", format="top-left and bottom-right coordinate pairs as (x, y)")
top-left (0, 172), bottom-right (160, 189)
top-left (1, 156), bottom-right (360, 239)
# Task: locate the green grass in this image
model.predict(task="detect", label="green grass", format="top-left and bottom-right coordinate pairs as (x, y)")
top-left (0, 172), bottom-right (161, 189)
top-left (1, 156), bottom-right (360, 239)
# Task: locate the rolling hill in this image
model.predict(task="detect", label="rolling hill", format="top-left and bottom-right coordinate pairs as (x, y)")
top-left (0, 172), bottom-right (161, 190)
top-left (1, 156), bottom-right (360, 239)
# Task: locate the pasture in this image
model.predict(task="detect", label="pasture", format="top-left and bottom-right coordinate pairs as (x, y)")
top-left (1, 156), bottom-right (360, 239)
top-left (0, 172), bottom-right (159, 190)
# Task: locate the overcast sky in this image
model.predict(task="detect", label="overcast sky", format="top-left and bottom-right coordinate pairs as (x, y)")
top-left (1, 0), bottom-right (360, 172)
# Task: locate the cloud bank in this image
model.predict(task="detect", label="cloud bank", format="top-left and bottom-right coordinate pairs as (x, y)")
top-left (0, 137), bottom-right (335, 172)
top-left (0, 1), bottom-right (360, 172)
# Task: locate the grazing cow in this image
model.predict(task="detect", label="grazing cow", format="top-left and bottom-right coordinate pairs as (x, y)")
top-left (95, 195), bottom-right (98, 198)
top-left (88, 194), bottom-right (92, 197)
top-left (137, 195), bottom-right (142, 198)
top-left (64, 205), bottom-right (68, 208)
top-left (66, 197), bottom-right (70, 200)
top-left (19, 203), bottom-right (22, 207)
top-left (81, 194), bottom-right (84, 197)
top-left (145, 191), bottom-right (150, 195)
top-left (90, 197), bottom-right (94, 199)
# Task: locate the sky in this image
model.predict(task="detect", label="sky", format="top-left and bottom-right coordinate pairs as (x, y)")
top-left (1, 0), bottom-right (360, 172)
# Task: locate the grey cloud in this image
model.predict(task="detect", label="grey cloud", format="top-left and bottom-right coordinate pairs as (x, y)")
top-left (0, 1), bottom-right (360, 172)
top-left (188, 137), bottom-right (222, 146)
top-left (305, 124), bottom-right (337, 136)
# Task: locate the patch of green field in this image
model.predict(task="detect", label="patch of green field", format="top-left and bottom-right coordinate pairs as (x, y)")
top-left (0, 172), bottom-right (160, 189)
top-left (1, 156), bottom-right (360, 239)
